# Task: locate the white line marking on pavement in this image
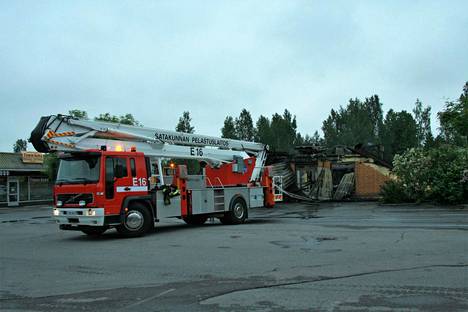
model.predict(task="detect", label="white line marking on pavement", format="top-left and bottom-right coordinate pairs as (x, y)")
top-left (156, 288), bottom-right (175, 297)
top-left (121, 288), bottom-right (176, 310)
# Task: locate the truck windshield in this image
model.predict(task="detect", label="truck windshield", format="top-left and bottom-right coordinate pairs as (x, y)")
top-left (56, 156), bottom-right (101, 184)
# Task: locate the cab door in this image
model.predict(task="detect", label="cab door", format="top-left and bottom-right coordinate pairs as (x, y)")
top-left (104, 156), bottom-right (132, 215)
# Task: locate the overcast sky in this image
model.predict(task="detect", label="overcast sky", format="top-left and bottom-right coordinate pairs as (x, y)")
top-left (1, 0), bottom-right (467, 152)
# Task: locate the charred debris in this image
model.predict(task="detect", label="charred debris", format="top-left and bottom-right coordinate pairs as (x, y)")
top-left (266, 144), bottom-right (392, 202)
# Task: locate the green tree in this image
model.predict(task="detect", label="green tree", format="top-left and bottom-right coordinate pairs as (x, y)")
top-left (44, 153), bottom-right (59, 181)
top-left (68, 110), bottom-right (88, 119)
top-left (221, 116), bottom-right (237, 139)
top-left (175, 111), bottom-right (195, 133)
top-left (235, 109), bottom-right (255, 141)
top-left (269, 109), bottom-right (300, 152)
top-left (255, 115), bottom-right (272, 144)
top-left (13, 139), bottom-right (27, 153)
top-left (95, 113), bottom-right (120, 123)
top-left (438, 82), bottom-right (468, 146)
top-left (173, 111), bottom-right (197, 173)
top-left (322, 95), bottom-right (384, 147)
top-left (381, 110), bottom-right (418, 162)
top-left (413, 99), bottom-right (433, 147)
top-left (365, 95), bottom-right (384, 139)
top-left (119, 114), bottom-right (141, 126)
top-left (304, 131), bottom-right (323, 145)
top-left (283, 109), bottom-right (298, 146)
top-left (95, 113), bottom-right (141, 126)
top-left (322, 108), bottom-right (340, 146)
top-left (295, 133), bottom-right (304, 146)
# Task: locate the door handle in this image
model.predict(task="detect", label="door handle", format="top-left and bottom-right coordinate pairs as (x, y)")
top-left (124, 187), bottom-right (131, 191)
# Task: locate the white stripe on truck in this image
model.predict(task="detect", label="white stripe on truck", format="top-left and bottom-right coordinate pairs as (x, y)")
top-left (116, 186), bottom-right (148, 192)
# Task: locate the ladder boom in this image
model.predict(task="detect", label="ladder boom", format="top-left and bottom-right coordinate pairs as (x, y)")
top-left (31, 115), bottom-right (265, 151)
top-left (30, 115), bottom-right (268, 181)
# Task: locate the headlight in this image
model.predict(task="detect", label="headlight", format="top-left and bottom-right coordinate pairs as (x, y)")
top-left (53, 208), bottom-right (60, 216)
top-left (56, 200), bottom-right (63, 207)
top-left (87, 209), bottom-right (96, 216)
top-left (79, 200), bottom-right (86, 207)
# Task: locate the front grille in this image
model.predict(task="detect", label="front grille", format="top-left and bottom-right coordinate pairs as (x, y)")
top-left (57, 193), bottom-right (93, 205)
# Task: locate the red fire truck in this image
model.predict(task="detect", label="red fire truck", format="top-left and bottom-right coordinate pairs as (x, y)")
top-left (30, 115), bottom-right (281, 237)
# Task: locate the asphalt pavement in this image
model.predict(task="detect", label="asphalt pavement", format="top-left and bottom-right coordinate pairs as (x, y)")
top-left (0, 202), bottom-right (467, 311)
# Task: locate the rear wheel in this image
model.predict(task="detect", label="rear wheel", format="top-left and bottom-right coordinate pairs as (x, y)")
top-left (183, 215), bottom-right (208, 225)
top-left (80, 226), bottom-right (108, 236)
top-left (219, 197), bottom-right (247, 225)
top-left (116, 202), bottom-right (153, 237)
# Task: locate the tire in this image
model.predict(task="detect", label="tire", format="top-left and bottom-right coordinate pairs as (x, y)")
top-left (183, 215), bottom-right (208, 225)
top-left (219, 197), bottom-right (247, 225)
top-left (80, 226), bottom-right (108, 236)
top-left (116, 202), bottom-right (153, 237)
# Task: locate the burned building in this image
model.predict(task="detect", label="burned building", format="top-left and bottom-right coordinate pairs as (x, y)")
top-left (268, 144), bottom-right (392, 201)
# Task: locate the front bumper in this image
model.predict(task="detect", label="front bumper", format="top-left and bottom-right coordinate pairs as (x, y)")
top-left (53, 208), bottom-right (105, 226)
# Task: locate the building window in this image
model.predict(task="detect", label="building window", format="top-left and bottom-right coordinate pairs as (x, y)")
top-left (29, 177), bottom-right (53, 201)
top-left (19, 176), bottom-right (28, 202)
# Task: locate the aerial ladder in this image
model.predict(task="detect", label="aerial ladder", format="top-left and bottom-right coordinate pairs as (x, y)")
top-left (30, 115), bottom-right (280, 237)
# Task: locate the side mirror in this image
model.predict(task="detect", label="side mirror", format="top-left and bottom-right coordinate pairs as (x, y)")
top-left (114, 164), bottom-right (125, 179)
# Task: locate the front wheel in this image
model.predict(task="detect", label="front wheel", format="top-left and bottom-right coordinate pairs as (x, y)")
top-left (219, 197), bottom-right (247, 225)
top-left (116, 202), bottom-right (153, 237)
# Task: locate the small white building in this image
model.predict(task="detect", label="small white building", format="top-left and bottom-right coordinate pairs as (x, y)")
top-left (0, 152), bottom-right (53, 207)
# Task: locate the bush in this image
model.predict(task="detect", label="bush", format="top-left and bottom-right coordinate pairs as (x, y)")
top-left (381, 147), bottom-right (467, 204)
top-left (425, 147), bottom-right (467, 204)
top-left (380, 180), bottom-right (413, 203)
top-left (392, 148), bottom-right (432, 201)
